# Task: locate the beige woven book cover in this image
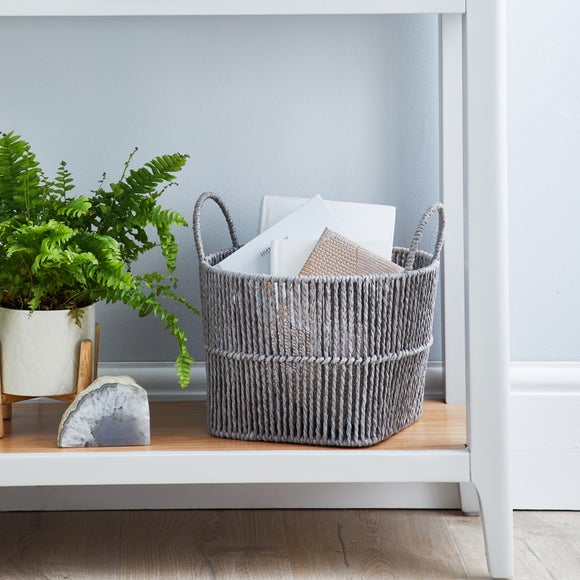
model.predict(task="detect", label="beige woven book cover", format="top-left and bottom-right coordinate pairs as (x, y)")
top-left (299, 228), bottom-right (404, 276)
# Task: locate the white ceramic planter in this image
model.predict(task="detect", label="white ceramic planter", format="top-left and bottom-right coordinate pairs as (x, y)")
top-left (0, 305), bottom-right (96, 396)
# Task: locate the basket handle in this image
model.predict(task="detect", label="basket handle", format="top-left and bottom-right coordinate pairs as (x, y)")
top-left (404, 203), bottom-right (446, 271)
top-left (193, 192), bottom-right (239, 263)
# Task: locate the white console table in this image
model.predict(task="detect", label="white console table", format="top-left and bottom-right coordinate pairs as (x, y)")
top-left (0, 1), bottom-right (513, 577)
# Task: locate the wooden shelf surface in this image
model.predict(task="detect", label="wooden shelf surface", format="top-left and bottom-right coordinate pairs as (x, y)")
top-left (0, 399), bottom-right (465, 454)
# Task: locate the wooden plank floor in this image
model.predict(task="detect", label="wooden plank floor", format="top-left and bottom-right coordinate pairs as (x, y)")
top-left (0, 509), bottom-right (578, 578)
top-left (0, 399), bottom-right (466, 453)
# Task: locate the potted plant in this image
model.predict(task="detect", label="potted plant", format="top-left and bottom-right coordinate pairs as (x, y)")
top-left (0, 131), bottom-right (196, 396)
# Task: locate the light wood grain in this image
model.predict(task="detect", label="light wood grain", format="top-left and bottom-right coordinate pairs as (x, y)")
top-left (445, 510), bottom-right (580, 580)
top-left (513, 511), bottom-right (580, 579)
top-left (0, 510), bottom-right (577, 579)
top-left (0, 399), bottom-right (466, 454)
top-left (76, 339), bottom-right (93, 393)
top-left (283, 509), bottom-right (470, 578)
top-left (118, 510), bottom-right (292, 579)
top-left (93, 322), bottom-right (100, 382)
top-left (0, 510), bottom-right (123, 580)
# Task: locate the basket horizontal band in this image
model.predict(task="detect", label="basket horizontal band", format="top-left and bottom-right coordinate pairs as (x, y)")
top-left (205, 337), bottom-right (433, 366)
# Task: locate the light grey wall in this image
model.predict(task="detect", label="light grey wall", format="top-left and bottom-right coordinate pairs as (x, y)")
top-left (1, 6), bottom-right (576, 375)
top-left (507, 0), bottom-right (580, 361)
top-left (0, 15), bottom-right (441, 367)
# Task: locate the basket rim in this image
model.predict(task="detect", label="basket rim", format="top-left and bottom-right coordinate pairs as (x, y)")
top-left (201, 246), bottom-right (439, 282)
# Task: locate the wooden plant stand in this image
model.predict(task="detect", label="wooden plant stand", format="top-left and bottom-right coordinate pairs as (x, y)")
top-left (0, 324), bottom-right (100, 438)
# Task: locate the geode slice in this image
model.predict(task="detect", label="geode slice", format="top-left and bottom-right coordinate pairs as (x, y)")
top-left (57, 375), bottom-right (151, 448)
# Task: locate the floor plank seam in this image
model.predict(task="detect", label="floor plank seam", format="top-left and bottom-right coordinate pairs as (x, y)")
top-left (443, 512), bottom-right (473, 579)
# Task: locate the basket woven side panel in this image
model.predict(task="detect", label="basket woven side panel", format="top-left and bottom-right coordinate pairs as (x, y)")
top-left (206, 348), bottom-right (429, 447)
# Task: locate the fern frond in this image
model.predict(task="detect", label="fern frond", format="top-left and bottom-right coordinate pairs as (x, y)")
top-left (122, 153), bottom-right (188, 198)
top-left (55, 196), bottom-right (92, 218)
top-left (0, 131), bottom-right (47, 221)
top-left (54, 161), bottom-right (75, 197)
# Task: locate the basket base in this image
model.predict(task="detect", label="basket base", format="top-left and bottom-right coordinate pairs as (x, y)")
top-left (205, 350), bottom-right (429, 448)
top-left (208, 403), bottom-right (423, 448)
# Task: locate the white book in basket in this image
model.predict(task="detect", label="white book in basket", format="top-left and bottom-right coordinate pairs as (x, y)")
top-left (216, 195), bottom-right (350, 275)
top-left (259, 195), bottom-right (396, 260)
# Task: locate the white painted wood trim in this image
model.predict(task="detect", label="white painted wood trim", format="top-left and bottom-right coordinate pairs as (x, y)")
top-left (510, 362), bottom-right (580, 393)
top-left (0, 0), bottom-right (466, 17)
top-left (465, 0), bottom-right (511, 469)
top-left (98, 361), bottom-right (208, 400)
top-left (0, 483), bottom-right (461, 512)
top-left (0, 449), bottom-right (470, 487)
top-left (510, 362), bottom-right (580, 510)
top-left (464, 0), bottom-right (513, 577)
top-left (439, 13), bottom-right (467, 404)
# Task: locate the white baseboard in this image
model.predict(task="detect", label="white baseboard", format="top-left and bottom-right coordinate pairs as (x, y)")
top-left (2, 362), bottom-right (578, 511)
top-left (98, 361), bottom-right (208, 400)
top-left (98, 361), bottom-right (446, 400)
top-left (510, 362), bottom-right (580, 510)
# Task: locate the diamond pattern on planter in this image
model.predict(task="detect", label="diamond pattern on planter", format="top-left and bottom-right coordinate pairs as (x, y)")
top-left (0, 306), bottom-right (96, 396)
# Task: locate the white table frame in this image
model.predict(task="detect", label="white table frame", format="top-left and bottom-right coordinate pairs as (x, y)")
top-left (0, 2), bottom-right (513, 577)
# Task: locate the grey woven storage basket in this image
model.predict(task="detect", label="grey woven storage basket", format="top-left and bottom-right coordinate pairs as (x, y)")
top-left (193, 192), bottom-right (445, 447)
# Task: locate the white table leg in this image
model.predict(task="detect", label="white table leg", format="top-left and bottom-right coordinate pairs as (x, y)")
top-left (465, 1), bottom-right (514, 577)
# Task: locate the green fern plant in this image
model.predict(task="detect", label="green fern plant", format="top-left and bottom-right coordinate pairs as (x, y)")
top-left (0, 131), bottom-right (197, 388)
